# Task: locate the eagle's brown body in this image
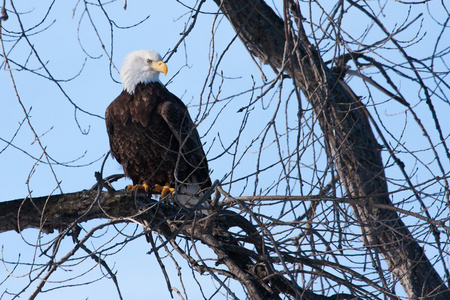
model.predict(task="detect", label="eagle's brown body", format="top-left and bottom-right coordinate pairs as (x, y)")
top-left (105, 82), bottom-right (211, 191)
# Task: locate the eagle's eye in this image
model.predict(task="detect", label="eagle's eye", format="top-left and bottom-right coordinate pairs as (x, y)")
top-left (146, 59), bottom-right (153, 64)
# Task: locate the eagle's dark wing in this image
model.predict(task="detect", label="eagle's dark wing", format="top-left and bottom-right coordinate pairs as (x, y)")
top-left (157, 93), bottom-right (211, 190)
top-left (105, 90), bottom-right (134, 179)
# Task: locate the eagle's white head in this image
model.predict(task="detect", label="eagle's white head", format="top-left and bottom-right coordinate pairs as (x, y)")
top-left (120, 50), bottom-right (168, 94)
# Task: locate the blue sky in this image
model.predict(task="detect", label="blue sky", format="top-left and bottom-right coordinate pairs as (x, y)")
top-left (1, 1), bottom-right (449, 299)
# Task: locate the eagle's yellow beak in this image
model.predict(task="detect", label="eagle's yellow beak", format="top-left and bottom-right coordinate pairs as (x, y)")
top-left (152, 61), bottom-right (168, 76)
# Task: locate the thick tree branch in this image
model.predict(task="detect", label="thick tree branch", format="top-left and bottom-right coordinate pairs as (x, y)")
top-left (1, 190), bottom-right (350, 300)
top-left (0, 187), bottom-right (367, 300)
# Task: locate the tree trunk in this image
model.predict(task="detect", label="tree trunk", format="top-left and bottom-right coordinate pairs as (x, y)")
top-left (213, 0), bottom-right (449, 298)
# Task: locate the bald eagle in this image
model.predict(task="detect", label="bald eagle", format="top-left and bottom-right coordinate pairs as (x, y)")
top-left (105, 50), bottom-right (211, 213)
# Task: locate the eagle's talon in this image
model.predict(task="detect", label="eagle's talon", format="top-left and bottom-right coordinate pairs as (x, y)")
top-left (126, 183), bottom-right (152, 193)
top-left (153, 183), bottom-right (175, 198)
top-left (127, 183), bottom-right (174, 198)
top-left (126, 184), bottom-right (137, 192)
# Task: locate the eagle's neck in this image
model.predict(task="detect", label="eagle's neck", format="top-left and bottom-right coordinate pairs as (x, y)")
top-left (121, 68), bottom-right (161, 95)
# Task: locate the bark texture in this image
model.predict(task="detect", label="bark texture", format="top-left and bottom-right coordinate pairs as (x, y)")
top-left (213, 0), bottom-right (449, 298)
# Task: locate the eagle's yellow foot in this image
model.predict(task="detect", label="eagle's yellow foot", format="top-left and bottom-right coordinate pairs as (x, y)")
top-left (126, 183), bottom-right (152, 193)
top-left (153, 183), bottom-right (175, 198)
